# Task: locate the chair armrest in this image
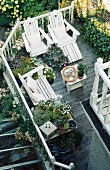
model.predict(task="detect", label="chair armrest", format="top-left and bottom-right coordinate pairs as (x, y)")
top-left (39, 27), bottom-right (53, 45)
top-left (22, 33), bottom-right (31, 52)
top-left (47, 25), bottom-right (58, 44)
top-left (21, 65), bottom-right (44, 79)
top-left (64, 19), bottom-right (80, 36)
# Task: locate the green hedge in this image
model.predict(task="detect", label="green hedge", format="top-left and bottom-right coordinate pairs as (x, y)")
top-left (82, 17), bottom-right (110, 62)
top-left (0, 0), bottom-right (58, 25)
top-left (74, 0), bottom-right (110, 62)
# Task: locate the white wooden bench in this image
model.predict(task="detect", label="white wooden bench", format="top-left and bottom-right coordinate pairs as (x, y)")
top-left (18, 65), bottom-right (56, 106)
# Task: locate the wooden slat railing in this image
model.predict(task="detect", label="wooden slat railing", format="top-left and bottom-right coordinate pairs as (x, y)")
top-left (90, 58), bottom-right (110, 136)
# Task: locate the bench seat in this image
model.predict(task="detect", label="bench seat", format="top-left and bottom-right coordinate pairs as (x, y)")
top-left (18, 65), bottom-right (56, 106)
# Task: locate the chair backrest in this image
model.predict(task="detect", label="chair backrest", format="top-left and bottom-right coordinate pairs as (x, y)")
top-left (49, 10), bottom-right (64, 29)
top-left (23, 17), bottom-right (41, 47)
top-left (23, 17), bottom-right (40, 36)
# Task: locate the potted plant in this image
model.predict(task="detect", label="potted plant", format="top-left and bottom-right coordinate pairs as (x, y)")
top-left (12, 57), bottom-right (34, 86)
top-left (77, 64), bottom-right (88, 79)
top-left (43, 47), bottom-right (69, 71)
top-left (74, 130), bottom-right (83, 146)
top-left (43, 65), bottom-right (55, 84)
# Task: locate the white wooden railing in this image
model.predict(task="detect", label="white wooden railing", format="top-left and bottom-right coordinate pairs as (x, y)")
top-left (0, 3), bottom-right (75, 170)
top-left (90, 58), bottom-right (110, 136)
top-left (20, 1), bottom-right (74, 29)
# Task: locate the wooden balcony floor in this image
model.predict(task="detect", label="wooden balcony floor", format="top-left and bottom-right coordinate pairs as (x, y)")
top-left (0, 25), bottom-right (103, 170)
top-left (50, 30), bottom-right (101, 170)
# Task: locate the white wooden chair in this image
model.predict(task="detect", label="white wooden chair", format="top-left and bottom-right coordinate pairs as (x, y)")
top-left (22, 17), bottom-right (53, 59)
top-left (48, 10), bottom-right (82, 63)
top-left (18, 65), bottom-right (56, 106)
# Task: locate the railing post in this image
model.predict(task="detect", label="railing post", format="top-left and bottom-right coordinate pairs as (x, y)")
top-left (0, 48), bottom-right (3, 55)
top-left (17, 17), bottom-right (21, 27)
top-left (104, 96), bottom-right (110, 123)
top-left (51, 156), bottom-right (56, 170)
top-left (98, 82), bottom-right (108, 114)
top-left (90, 58), bottom-right (103, 106)
top-left (69, 162), bottom-right (75, 169)
top-left (58, 0), bottom-right (61, 9)
top-left (71, 1), bottom-right (74, 23)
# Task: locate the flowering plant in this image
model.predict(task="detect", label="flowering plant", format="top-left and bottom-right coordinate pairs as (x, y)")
top-left (31, 61), bottom-right (55, 83)
top-left (15, 124), bottom-right (35, 143)
top-left (33, 98), bottom-right (72, 128)
top-left (12, 57), bottom-right (34, 79)
top-left (60, 0), bottom-right (72, 8)
top-left (43, 47), bottom-right (69, 71)
top-left (43, 64), bottom-right (55, 82)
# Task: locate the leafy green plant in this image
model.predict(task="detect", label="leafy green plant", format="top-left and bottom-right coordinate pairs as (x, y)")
top-left (82, 17), bottom-right (110, 62)
top-left (1, 93), bottom-right (14, 115)
top-left (78, 63), bottom-right (88, 77)
top-left (43, 47), bottom-right (69, 71)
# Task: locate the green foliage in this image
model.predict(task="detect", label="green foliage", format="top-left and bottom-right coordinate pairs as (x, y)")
top-left (83, 17), bottom-right (110, 62)
top-left (60, 131), bottom-right (75, 151)
top-left (12, 57), bottom-right (34, 78)
top-left (0, 0), bottom-right (58, 24)
top-left (74, 130), bottom-right (83, 143)
top-left (33, 99), bottom-right (72, 127)
top-left (78, 63), bottom-right (88, 77)
top-left (0, 12), bottom-right (13, 26)
top-left (1, 93), bottom-right (14, 115)
top-left (43, 47), bottom-right (69, 71)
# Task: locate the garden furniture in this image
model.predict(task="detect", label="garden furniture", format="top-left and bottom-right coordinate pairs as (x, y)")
top-left (61, 65), bottom-right (87, 94)
top-left (18, 65), bottom-right (56, 106)
top-left (22, 17), bottom-right (53, 59)
top-left (48, 10), bottom-right (82, 63)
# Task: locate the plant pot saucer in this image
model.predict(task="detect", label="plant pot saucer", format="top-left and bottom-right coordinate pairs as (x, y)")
top-left (77, 75), bottom-right (83, 79)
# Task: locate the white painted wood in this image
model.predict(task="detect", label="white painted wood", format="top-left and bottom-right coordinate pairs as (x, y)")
top-left (90, 58), bottom-right (110, 136)
top-left (104, 97), bottom-right (110, 124)
top-left (19, 66), bottom-right (56, 105)
top-left (39, 27), bottom-right (53, 45)
top-left (22, 33), bottom-right (31, 52)
top-left (98, 82), bottom-right (108, 114)
top-left (61, 64), bottom-right (87, 94)
top-left (48, 10), bottom-right (82, 63)
top-left (22, 17), bottom-right (53, 58)
top-left (90, 75), bottom-right (99, 106)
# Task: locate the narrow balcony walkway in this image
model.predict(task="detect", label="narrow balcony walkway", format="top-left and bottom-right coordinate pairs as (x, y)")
top-left (51, 27), bottom-right (101, 170)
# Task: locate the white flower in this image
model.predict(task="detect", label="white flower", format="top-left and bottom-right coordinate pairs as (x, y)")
top-left (15, 1), bottom-right (18, 4)
top-left (2, 7), bottom-right (6, 11)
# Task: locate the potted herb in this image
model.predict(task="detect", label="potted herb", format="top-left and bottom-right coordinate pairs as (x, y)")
top-left (77, 64), bottom-right (88, 79)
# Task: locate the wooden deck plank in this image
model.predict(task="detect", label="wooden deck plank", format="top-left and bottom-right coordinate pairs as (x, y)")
top-left (50, 30), bottom-right (101, 170)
